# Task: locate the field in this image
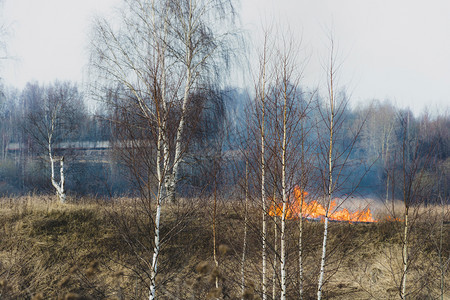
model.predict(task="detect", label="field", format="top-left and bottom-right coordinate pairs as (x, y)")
top-left (0, 196), bottom-right (448, 299)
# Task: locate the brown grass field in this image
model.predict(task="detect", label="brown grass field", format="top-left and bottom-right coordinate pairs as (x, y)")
top-left (0, 195), bottom-right (448, 299)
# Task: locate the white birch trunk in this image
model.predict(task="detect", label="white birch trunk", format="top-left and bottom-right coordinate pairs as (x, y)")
top-left (272, 208), bottom-right (277, 300)
top-left (241, 161), bottom-right (249, 299)
top-left (164, 65), bottom-right (191, 203)
top-left (317, 138), bottom-right (333, 300)
top-left (165, 1), bottom-right (193, 203)
top-left (318, 52), bottom-right (335, 300)
top-left (317, 216), bottom-right (329, 300)
top-left (213, 179), bottom-right (219, 289)
top-left (48, 134), bottom-right (66, 203)
top-left (59, 157), bottom-right (66, 203)
top-left (271, 174), bottom-right (278, 300)
top-left (298, 192), bottom-right (304, 300)
top-left (272, 185), bottom-right (278, 299)
top-left (280, 194), bottom-right (287, 300)
top-left (148, 23), bottom-right (167, 293)
top-left (261, 116), bottom-right (267, 300)
top-left (149, 196), bottom-right (162, 300)
top-left (241, 206), bottom-right (248, 298)
top-left (149, 35), bottom-right (168, 300)
top-left (280, 84), bottom-right (288, 300)
top-left (299, 120), bottom-right (305, 300)
top-left (384, 124), bottom-right (392, 204)
top-left (260, 40), bottom-right (268, 300)
top-left (439, 194), bottom-right (446, 300)
top-left (149, 125), bottom-right (165, 300)
top-left (401, 209), bottom-right (408, 299)
top-left (400, 116), bottom-right (409, 300)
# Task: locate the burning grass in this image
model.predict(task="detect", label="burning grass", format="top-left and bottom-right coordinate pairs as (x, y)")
top-left (269, 187), bottom-right (376, 222)
top-left (0, 195), bottom-right (448, 299)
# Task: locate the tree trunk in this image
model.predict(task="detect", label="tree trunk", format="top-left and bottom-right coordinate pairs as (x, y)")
top-left (439, 194), bottom-right (446, 300)
top-left (272, 217), bottom-right (277, 300)
top-left (272, 184), bottom-right (278, 300)
top-left (149, 195), bottom-right (161, 300)
top-left (400, 114), bottom-right (409, 300)
top-left (317, 216), bottom-right (329, 300)
top-left (318, 48), bottom-right (335, 300)
top-left (59, 157), bottom-right (66, 203)
top-left (49, 136), bottom-right (66, 203)
top-left (241, 161), bottom-right (249, 300)
top-left (280, 192), bottom-right (287, 300)
top-left (299, 119), bottom-right (305, 300)
top-left (148, 125), bottom-right (167, 300)
top-left (280, 78), bottom-right (288, 300)
top-left (384, 124), bottom-right (392, 204)
top-left (298, 192), bottom-right (304, 300)
top-left (260, 51), bottom-right (268, 300)
top-left (401, 208), bottom-right (409, 299)
top-left (213, 174), bottom-right (219, 289)
top-left (261, 121), bottom-right (267, 300)
top-left (165, 9), bottom-right (193, 203)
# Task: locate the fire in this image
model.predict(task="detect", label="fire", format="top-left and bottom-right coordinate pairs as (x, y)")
top-left (381, 215), bottom-right (403, 222)
top-left (269, 186), bottom-right (376, 223)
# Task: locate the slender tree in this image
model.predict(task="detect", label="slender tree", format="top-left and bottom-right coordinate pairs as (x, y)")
top-left (253, 31), bottom-right (270, 300)
top-left (266, 31), bottom-right (305, 300)
top-left (25, 81), bottom-right (83, 203)
top-left (316, 37), bottom-right (337, 300)
top-left (297, 94), bottom-right (314, 300)
top-left (241, 160), bottom-right (249, 300)
top-left (250, 28), bottom-right (309, 299)
top-left (90, 1), bottom-right (238, 298)
top-left (393, 110), bottom-right (436, 299)
top-left (315, 36), bottom-right (368, 299)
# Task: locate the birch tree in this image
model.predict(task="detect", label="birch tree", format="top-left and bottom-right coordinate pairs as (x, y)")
top-left (251, 29), bottom-right (309, 299)
top-left (255, 32), bottom-right (270, 300)
top-left (316, 41), bottom-right (336, 298)
top-left (89, 0), bottom-right (238, 298)
top-left (91, 0), bottom-right (238, 202)
top-left (262, 32), bottom-right (307, 299)
top-left (272, 38), bottom-right (303, 300)
top-left (241, 160), bottom-right (249, 300)
top-left (399, 112), bottom-right (412, 300)
top-left (25, 81), bottom-right (83, 203)
top-left (315, 37), bottom-right (368, 300)
top-left (392, 110), bottom-right (435, 299)
top-left (297, 91), bottom-right (314, 300)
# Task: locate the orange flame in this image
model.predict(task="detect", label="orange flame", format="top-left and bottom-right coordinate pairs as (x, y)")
top-left (381, 215), bottom-right (403, 222)
top-left (269, 186), bottom-right (376, 223)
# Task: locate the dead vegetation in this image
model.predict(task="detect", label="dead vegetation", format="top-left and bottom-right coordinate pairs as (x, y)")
top-left (0, 195), bottom-right (448, 299)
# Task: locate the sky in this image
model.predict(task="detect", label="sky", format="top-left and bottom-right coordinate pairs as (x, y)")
top-left (2, 0), bottom-right (450, 116)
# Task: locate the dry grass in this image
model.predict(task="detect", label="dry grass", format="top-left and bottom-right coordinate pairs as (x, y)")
top-left (0, 195), bottom-right (448, 299)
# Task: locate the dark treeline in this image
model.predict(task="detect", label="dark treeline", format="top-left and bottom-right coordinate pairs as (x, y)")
top-left (0, 80), bottom-right (447, 202)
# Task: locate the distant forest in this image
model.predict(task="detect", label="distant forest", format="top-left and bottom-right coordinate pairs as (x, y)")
top-left (0, 81), bottom-right (447, 201)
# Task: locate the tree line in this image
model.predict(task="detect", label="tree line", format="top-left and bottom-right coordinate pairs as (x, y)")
top-left (0, 81), bottom-right (447, 201)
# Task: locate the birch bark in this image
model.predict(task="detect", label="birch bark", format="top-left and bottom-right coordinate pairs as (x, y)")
top-left (317, 43), bottom-right (335, 300)
top-left (258, 35), bottom-right (268, 300)
top-left (241, 160), bottom-right (249, 299)
top-left (280, 83), bottom-right (288, 300)
top-left (48, 121), bottom-right (66, 203)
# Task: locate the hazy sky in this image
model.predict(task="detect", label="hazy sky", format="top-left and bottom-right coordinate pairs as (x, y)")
top-left (2, 0), bottom-right (450, 115)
